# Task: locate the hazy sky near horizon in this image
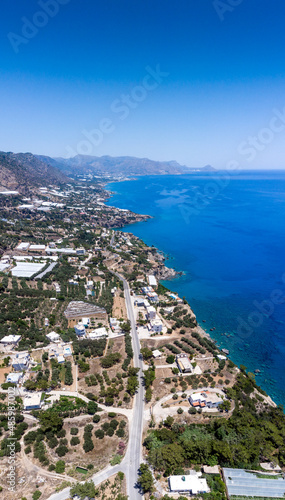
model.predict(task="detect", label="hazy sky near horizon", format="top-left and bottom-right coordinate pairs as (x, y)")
top-left (1, 1), bottom-right (285, 168)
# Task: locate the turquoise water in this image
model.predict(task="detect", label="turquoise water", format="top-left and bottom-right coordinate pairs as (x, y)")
top-left (106, 172), bottom-right (285, 405)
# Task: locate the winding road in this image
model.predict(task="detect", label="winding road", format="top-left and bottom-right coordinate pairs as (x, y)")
top-left (48, 272), bottom-right (145, 500)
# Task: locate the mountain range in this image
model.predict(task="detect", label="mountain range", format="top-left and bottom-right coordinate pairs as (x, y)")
top-left (0, 151), bottom-right (214, 194)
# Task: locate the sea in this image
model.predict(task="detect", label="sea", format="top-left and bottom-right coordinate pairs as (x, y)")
top-left (106, 171), bottom-right (285, 406)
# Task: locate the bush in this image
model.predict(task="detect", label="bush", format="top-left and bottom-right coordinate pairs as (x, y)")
top-left (55, 445), bottom-right (69, 457)
top-left (93, 414), bottom-right (101, 423)
top-left (55, 460), bottom-right (65, 473)
top-left (70, 437), bottom-right (80, 446)
top-left (109, 419), bottom-right (119, 429)
top-left (164, 378), bottom-right (171, 384)
top-left (106, 427), bottom-right (114, 437)
top-left (95, 429), bottom-right (104, 439)
top-left (32, 492), bottom-right (42, 500)
top-left (57, 429), bottom-right (66, 438)
top-left (48, 437), bottom-right (58, 449)
top-left (87, 400), bottom-right (98, 415)
top-left (166, 355), bottom-right (175, 364)
top-left (70, 427), bottom-right (78, 435)
top-left (108, 412), bottom-right (116, 418)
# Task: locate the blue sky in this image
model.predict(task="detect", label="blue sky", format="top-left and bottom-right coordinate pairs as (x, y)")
top-left (1, 0), bottom-right (285, 168)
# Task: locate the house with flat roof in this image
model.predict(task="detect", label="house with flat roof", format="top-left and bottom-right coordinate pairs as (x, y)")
top-left (176, 353), bottom-right (193, 373)
top-left (23, 392), bottom-right (43, 411)
top-left (150, 318), bottom-right (163, 333)
top-left (152, 349), bottom-right (162, 358)
top-left (189, 391), bottom-right (223, 409)
top-left (168, 472), bottom-right (210, 495)
top-left (6, 372), bottom-right (23, 384)
top-left (0, 335), bottom-right (21, 345)
top-left (86, 327), bottom-right (108, 340)
top-left (148, 275), bottom-right (157, 287)
top-left (12, 352), bottom-right (29, 371)
top-left (146, 305), bottom-right (156, 320)
top-left (46, 331), bottom-right (61, 343)
top-left (74, 323), bottom-right (86, 336)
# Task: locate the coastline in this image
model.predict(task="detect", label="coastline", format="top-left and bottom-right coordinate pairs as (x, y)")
top-left (103, 178), bottom-right (279, 408)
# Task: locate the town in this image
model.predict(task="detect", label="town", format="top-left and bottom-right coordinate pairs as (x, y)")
top-left (0, 182), bottom-right (284, 500)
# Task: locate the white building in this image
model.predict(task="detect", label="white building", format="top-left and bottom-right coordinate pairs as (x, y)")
top-left (6, 372), bottom-right (23, 384)
top-left (146, 306), bottom-right (156, 320)
top-left (150, 318), bottom-right (163, 333)
top-left (12, 353), bottom-right (29, 371)
top-left (168, 473), bottom-right (210, 495)
top-left (152, 349), bottom-right (162, 358)
top-left (86, 327), bottom-right (108, 340)
top-left (189, 391), bottom-right (223, 409)
top-left (16, 242), bottom-right (30, 251)
top-left (0, 335), bottom-right (21, 345)
top-left (46, 331), bottom-right (61, 343)
top-left (29, 244), bottom-right (46, 252)
top-left (74, 323), bottom-right (86, 336)
top-left (176, 353), bottom-right (193, 373)
top-left (148, 275), bottom-right (157, 287)
top-left (23, 392), bottom-right (43, 411)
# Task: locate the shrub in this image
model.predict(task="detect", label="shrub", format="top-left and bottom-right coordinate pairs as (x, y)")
top-left (55, 445), bottom-right (69, 457)
top-left (95, 429), bottom-right (104, 439)
top-left (166, 355), bottom-right (175, 364)
top-left (70, 427), bottom-right (78, 435)
top-left (70, 437), bottom-right (80, 446)
top-left (32, 492), bottom-right (42, 500)
top-left (92, 414), bottom-right (101, 423)
top-left (48, 437), bottom-right (58, 449)
top-left (55, 460), bottom-right (65, 473)
top-left (116, 428), bottom-right (125, 437)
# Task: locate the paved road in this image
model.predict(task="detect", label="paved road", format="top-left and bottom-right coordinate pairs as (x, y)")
top-left (113, 272), bottom-right (145, 500)
top-left (47, 272), bottom-right (145, 500)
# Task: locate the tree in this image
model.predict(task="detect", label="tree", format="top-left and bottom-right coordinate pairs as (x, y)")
top-left (95, 429), bottom-right (104, 439)
top-left (55, 460), bottom-right (65, 473)
top-left (38, 410), bottom-right (63, 433)
top-left (141, 347), bottom-right (153, 360)
top-left (70, 437), bottom-right (80, 446)
top-left (87, 400), bottom-right (98, 415)
top-left (70, 481), bottom-right (96, 500)
top-left (164, 416), bottom-right (174, 428)
top-left (166, 355), bottom-right (175, 364)
top-left (32, 492), bottom-right (42, 500)
top-left (137, 463), bottom-right (154, 493)
top-left (55, 445), bottom-right (68, 457)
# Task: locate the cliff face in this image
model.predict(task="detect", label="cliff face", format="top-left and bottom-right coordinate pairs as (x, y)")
top-left (0, 151), bottom-right (69, 194)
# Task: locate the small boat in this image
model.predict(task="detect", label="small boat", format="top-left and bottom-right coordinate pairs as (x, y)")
top-left (221, 348), bottom-right (229, 355)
